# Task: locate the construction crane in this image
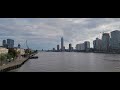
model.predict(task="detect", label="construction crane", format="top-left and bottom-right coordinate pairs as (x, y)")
top-left (26, 40), bottom-right (29, 49)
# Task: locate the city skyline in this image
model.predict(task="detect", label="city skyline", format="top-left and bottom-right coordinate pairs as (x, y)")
top-left (1, 18), bottom-right (120, 50)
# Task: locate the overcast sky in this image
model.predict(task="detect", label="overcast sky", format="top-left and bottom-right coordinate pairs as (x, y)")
top-left (0, 18), bottom-right (120, 50)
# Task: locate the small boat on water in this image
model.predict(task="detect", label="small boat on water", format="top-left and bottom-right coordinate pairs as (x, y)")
top-left (29, 56), bottom-right (39, 59)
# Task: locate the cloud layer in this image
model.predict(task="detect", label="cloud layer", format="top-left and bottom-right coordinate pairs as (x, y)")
top-left (0, 18), bottom-right (120, 50)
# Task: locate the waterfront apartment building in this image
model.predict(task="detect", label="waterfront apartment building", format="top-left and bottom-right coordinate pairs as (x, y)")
top-left (69, 43), bottom-right (72, 52)
top-left (110, 30), bottom-right (120, 50)
top-left (76, 42), bottom-right (87, 51)
top-left (57, 45), bottom-right (60, 51)
top-left (76, 44), bottom-right (80, 51)
top-left (7, 39), bottom-right (14, 48)
top-left (71, 47), bottom-right (73, 51)
top-left (80, 43), bottom-right (85, 51)
top-left (93, 40), bottom-right (96, 50)
top-left (84, 41), bottom-right (90, 51)
top-left (93, 38), bottom-right (102, 51)
top-left (61, 37), bottom-right (64, 51)
top-left (101, 33), bottom-right (110, 51)
top-left (76, 43), bottom-right (85, 51)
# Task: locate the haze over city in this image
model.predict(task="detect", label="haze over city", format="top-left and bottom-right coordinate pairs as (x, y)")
top-left (0, 18), bottom-right (120, 50)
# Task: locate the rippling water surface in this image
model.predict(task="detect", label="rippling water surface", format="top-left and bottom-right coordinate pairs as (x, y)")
top-left (12, 52), bottom-right (120, 72)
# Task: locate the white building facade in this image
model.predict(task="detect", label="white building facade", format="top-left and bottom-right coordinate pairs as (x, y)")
top-left (0, 47), bottom-right (8, 54)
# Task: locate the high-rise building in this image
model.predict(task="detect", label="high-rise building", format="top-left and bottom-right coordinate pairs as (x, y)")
top-left (69, 43), bottom-right (72, 52)
top-left (61, 37), bottom-right (64, 51)
top-left (76, 43), bottom-right (85, 51)
top-left (93, 40), bottom-right (96, 50)
top-left (93, 38), bottom-right (102, 51)
top-left (7, 39), bottom-right (14, 48)
top-left (53, 48), bottom-right (55, 52)
top-left (71, 47), bottom-right (73, 51)
top-left (76, 44), bottom-right (80, 51)
top-left (57, 45), bottom-right (59, 51)
top-left (110, 30), bottom-right (120, 50)
top-left (2, 40), bottom-right (7, 47)
top-left (80, 43), bottom-right (85, 50)
top-left (102, 33), bottom-right (110, 51)
top-left (84, 41), bottom-right (90, 51)
top-left (63, 46), bottom-right (65, 51)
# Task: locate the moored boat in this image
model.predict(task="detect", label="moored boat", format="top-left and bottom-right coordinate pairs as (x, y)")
top-left (29, 56), bottom-right (38, 59)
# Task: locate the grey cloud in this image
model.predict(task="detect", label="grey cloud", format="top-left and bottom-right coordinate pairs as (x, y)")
top-left (0, 18), bottom-right (120, 49)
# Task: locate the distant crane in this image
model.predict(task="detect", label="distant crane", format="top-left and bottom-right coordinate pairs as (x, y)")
top-left (25, 40), bottom-right (31, 56)
top-left (26, 40), bottom-right (29, 49)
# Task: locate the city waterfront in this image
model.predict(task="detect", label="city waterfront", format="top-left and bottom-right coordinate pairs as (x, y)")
top-left (12, 52), bottom-right (120, 72)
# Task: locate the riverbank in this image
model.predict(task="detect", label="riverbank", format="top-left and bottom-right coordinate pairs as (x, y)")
top-left (0, 53), bottom-right (37, 72)
top-left (0, 57), bottom-right (29, 72)
top-left (93, 51), bottom-right (120, 54)
top-left (51, 51), bottom-right (120, 54)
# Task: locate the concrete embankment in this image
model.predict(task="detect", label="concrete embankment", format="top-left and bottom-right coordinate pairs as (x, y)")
top-left (0, 53), bottom-right (37, 72)
top-left (0, 58), bottom-right (29, 72)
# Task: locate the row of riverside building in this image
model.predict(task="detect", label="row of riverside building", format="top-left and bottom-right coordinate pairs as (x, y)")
top-left (52, 37), bottom-right (74, 52)
top-left (93, 30), bottom-right (120, 53)
top-left (52, 30), bottom-right (120, 53)
top-left (52, 37), bottom-right (90, 52)
top-left (0, 39), bottom-right (25, 55)
top-left (76, 41), bottom-right (90, 52)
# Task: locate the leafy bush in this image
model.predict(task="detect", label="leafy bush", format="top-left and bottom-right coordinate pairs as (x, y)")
top-left (0, 53), bottom-right (7, 65)
top-left (8, 48), bottom-right (18, 59)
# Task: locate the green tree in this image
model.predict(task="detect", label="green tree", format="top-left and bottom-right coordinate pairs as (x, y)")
top-left (7, 54), bottom-right (12, 59)
top-left (0, 54), bottom-right (7, 66)
top-left (8, 48), bottom-right (18, 60)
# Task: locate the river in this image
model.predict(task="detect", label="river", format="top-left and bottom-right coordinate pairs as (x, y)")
top-left (11, 52), bottom-right (120, 72)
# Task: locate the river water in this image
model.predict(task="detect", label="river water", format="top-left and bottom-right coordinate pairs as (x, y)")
top-left (12, 52), bottom-right (120, 72)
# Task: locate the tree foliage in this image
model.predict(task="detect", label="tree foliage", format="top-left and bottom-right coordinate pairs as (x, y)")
top-left (8, 48), bottom-right (18, 58)
top-left (0, 53), bottom-right (7, 65)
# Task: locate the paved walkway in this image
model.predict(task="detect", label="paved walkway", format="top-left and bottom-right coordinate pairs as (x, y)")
top-left (0, 57), bottom-right (28, 71)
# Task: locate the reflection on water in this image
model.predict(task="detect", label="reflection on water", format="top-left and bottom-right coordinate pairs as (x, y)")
top-left (11, 52), bottom-right (120, 72)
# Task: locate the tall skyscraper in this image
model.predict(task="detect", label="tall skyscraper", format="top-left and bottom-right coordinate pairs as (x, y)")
top-left (7, 39), bottom-right (14, 48)
top-left (102, 33), bottom-right (110, 51)
top-left (69, 43), bottom-right (72, 52)
top-left (93, 40), bottom-right (96, 50)
top-left (84, 41), bottom-right (90, 50)
top-left (93, 38), bottom-right (102, 51)
top-left (2, 40), bottom-right (7, 47)
top-left (57, 45), bottom-right (59, 51)
top-left (76, 44), bottom-right (80, 51)
top-left (110, 30), bottom-right (120, 50)
top-left (61, 37), bottom-right (64, 51)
